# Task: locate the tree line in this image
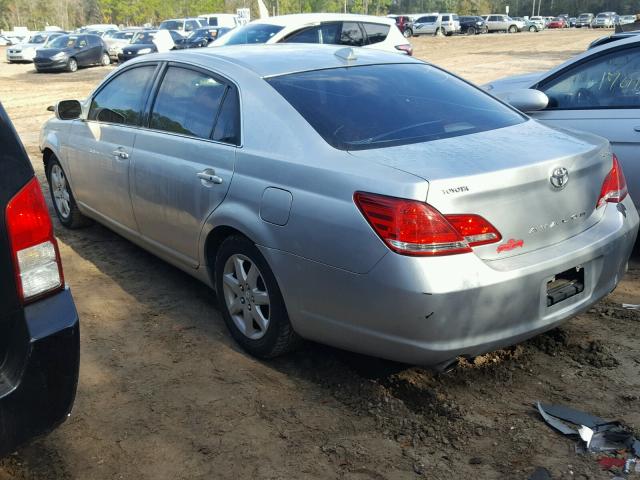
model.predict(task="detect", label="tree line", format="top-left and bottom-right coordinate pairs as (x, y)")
top-left (0, 0), bottom-right (636, 31)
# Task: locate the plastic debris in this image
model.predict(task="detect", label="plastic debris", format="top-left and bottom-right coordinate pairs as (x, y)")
top-left (622, 304), bottom-right (640, 310)
top-left (536, 402), bottom-right (640, 457)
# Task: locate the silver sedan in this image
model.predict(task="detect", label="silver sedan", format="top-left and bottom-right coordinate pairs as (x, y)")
top-left (40, 45), bottom-right (638, 370)
top-left (483, 35), bottom-right (640, 210)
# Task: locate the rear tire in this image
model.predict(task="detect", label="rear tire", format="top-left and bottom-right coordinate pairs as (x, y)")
top-left (215, 235), bottom-right (301, 358)
top-left (100, 52), bottom-right (110, 66)
top-left (529, 25), bottom-right (537, 32)
top-left (67, 57), bottom-right (78, 72)
top-left (45, 156), bottom-right (92, 229)
top-left (508, 25), bottom-right (518, 33)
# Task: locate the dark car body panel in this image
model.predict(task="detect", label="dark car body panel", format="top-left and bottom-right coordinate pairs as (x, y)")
top-left (459, 16), bottom-right (487, 33)
top-left (119, 43), bottom-right (157, 62)
top-left (33, 34), bottom-right (106, 71)
top-left (0, 103), bottom-right (79, 457)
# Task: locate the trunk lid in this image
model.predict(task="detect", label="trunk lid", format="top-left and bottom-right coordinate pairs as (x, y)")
top-left (349, 120), bottom-right (611, 260)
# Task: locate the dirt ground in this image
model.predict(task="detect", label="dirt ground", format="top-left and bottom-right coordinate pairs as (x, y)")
top-left (1, 28), bottom-right (639, 480)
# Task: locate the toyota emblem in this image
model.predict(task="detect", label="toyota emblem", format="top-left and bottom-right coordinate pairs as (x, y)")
top-left (550, 167), bottom-right (569, 189)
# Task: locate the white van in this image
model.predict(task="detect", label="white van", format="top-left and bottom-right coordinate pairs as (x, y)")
top-left (198, 14), bottom-right (240, 28)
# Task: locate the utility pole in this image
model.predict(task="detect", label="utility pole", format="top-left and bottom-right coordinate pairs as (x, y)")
top-left (531, 0), bottom-right (535, 17)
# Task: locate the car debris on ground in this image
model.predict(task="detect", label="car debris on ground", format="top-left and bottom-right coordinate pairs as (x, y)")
top-left (537, 402), bottom-right (640, 475)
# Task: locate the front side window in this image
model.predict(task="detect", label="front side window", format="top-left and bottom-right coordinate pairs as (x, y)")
top-left (89, 66), bottom-right (156, 125)
top-left (362, 23), bottom-right (389, 44)
top-left (340, 22), bottom-right (364, 46)
top-left (150, 67), bottom-right (227, 139)
top-left (284, 23), bottom-right (340, 44)
top-left (541, 47), bottom-right (640, 109)
top-left (268, 64), bottom-right (524, 151)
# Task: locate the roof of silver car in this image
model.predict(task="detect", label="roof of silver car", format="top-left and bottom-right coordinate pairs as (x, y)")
top-left (145, 44), bottom-right (422, 78)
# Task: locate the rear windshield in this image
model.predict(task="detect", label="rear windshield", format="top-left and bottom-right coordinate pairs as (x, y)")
top-left (267, 64), bottom-right (524, 151)
top-left (222, 24), bottom-right (283, 44)
top-left (30, 34), bottom-right (47, 43)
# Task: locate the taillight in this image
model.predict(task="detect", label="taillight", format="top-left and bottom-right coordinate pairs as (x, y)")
top-left (354, 192), bottom-right (501, 256)
top-left (6, 177), bottom-right (64, 303)
top-left (597, 154), bottom-right (627, 208)
top-left (395, 44), bottom-right (413, 56)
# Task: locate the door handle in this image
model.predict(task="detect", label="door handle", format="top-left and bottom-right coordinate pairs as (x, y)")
top-left (197, 170), bottom-right (223, 184)
top-left (634, 126), bottom-right (640, 132)
top-left (112, 149), bottom-right (129, 159)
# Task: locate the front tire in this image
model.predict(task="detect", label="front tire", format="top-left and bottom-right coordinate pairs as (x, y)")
top-left (46, 157), bottom-right (92, 228)
top-left (67, 57), bottom-right (78, 72)
top-left (215, 235), bottom-right (300, 358)
top-left (403, 28), bottom-right (413, 38)
top-left (467, 26), bottom-right (476, 35)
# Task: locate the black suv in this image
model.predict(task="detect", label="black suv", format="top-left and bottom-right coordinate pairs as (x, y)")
top-left (0, 103), bottom-right (79, 457)
top-left (459, 16), bottom-right (488, 34)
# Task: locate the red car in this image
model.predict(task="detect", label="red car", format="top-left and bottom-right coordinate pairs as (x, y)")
top-left (548, 17), bottom-right (566, 28)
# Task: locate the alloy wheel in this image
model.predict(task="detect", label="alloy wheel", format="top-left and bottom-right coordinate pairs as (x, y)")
top-left (51, 164), bottom-right (71, 219)
top-left (222, 254), bottom-right (271, 340)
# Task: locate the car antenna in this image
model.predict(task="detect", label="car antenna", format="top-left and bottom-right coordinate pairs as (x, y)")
top-left (334, 47), bottom-right (357, 61)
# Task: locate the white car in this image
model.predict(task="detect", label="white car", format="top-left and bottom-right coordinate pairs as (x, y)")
top-left (484, 14), bottom-right (525, 32)
top-left (104, 30), bottom-right (138, 60)
top-left (198, 13), bottom-right (241, 28)
top-left (211, 13), bottom-right (412, 55)
top-left (6, 31), bottom-right (66, 62)
top-left (158, 18), bottom-right (205, 33)
top-left (413, 13), bottom-right (461, 36)
top-left (483, 35), bottom-right (640, 208)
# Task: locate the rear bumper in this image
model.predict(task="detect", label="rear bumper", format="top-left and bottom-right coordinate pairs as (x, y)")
top-left (263, 198), bottom-right (638, 367)
top-left (0, 288), bottom-right (79, 457)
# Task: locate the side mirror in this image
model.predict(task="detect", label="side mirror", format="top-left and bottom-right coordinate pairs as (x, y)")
top-left (495, 88), bottom-right (549, 112)
top-left (55, 100), bottom-right (82, 120)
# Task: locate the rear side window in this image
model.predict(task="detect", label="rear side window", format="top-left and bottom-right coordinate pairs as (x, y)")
top-left (223, 23), bottom-right (283, 44)
top-left (442, 15), bottom-right (450, 21)
top-left (362, 23), bottom-right (389, 44)
top-left (89, 65), bottom-right (156, 125)
top-left (208, 17), bottom-right (218, 26)
top-left (267, 64), bottom-right (524, 151)
top-left (150, 67), bottom-right (227, 139)
top-left (212, 88), bottom-right (240, 145)
top-left (340, 22), bottom-right (364, 46)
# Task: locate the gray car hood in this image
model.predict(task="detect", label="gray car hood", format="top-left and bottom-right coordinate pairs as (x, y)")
top-left (482, 72), bottom-right (544, 92)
